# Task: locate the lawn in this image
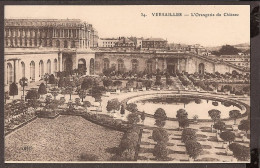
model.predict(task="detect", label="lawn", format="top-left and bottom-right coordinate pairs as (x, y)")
top-left (5, 115), bottom-right (123, 161)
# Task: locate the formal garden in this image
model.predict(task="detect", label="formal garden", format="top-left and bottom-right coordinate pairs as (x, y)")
top-left (4, 68), bottom-right (250, 162)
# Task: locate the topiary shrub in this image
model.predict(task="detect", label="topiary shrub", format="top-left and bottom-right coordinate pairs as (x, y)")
top-left (154, 108), bottom-right (167, 122)
top-left (153, 142), bottom-right (168, 160)
top-left (152, 127), bottom-right (169, 143)
top-left (181, 128), bottom-right (196, 143)
top-left (185, 140), bottom-right (203, 161)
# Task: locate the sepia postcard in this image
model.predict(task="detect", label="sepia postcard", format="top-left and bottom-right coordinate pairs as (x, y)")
top-left (3, 5), bottom-right (251, 163)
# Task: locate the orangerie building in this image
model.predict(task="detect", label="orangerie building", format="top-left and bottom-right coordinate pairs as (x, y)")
top-left (4, 19), bottom-right (249, 92)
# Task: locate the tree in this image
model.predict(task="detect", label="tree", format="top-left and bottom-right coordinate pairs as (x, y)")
top-left (120, 104), bottom-right (125, 116)
top-left (229, 143), bottom-right (250, 161)
top-left (75, 98), bottom-right (81, 107)
top-left (213, 45), bottom-right (241, 56)
top-left (127, 113), bottom-right (140, 124)
top-left (126, 103), bottom-right (138, 113)
top-left (38, 83), bottom-right (47, 97)
top-left (44, 73), bottom-right (49, 88)
top-left (166, 78), bottom-right (173, 86)
top-left (19, 77), bottom-right (28, 96)
top-left (106, 98), bottom-right (120, 114)
top-left (179, 118), bottom-right (190, 129)
top-left (238, 119), bottom-right (250, 134)
top-left (220, 131), bottom-right (236, 144)
top-left (208, 109), bottom-right (221, 124)
top-left (229, 110), bottom-right (242, 125)
top-left (194, 99), bottom-right (202, 104)
top-left (9, 82), bottom-right (18, 99)
top-left (113, 80), bottom-right (123, 90)
top-left (48, 74), bottom-right (56, 84)
top-left (152, 127), bottom-right (169, 143)
top-left (140, 111), bottom-right (146, 123)
top-left (185, 140), bottom-right (203, 161)
top-left (50, 87), bottom-right (59, 100)
top-left (213, 121), bottom-right (226, 133)
top-left (58, 77), bottom-right (65, 88)
top-left (154, 108), bottom-right (167, 122)
top-left (176, 109), bottom-right (188, 120)
top-left (83, 101), bottom-right (91, 112)
top-left (27, 98), bottom-right (40, 110)
top-left (176, 109), bottom-right (188, 128)
top-left (90, 86), bottom-right (104, 102)
top-left (25, 89), bottom-right (40, 100)
top-left (103, 78), bottom-right (113, 89)
top-left (81, 78), bottom-right (93, 90)
top-left (5, 91), bottom-right (10, 104)
top-left (155, 75), bottom-right (162, 86)
top-left (181, 128), bottom-right (197, 144)
top-left (153, 142), bottom-right (168, 160)
top-left (65, 80), bottom-right (75, 100)
top-left (126, 79), bottom-right (134, 88)
top-left (142, 80), bottom-right (153, 89)
top-left (78, 89), bottom-right (87, 102)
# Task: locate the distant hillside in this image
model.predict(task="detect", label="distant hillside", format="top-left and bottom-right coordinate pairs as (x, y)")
top-left (206, 43), bottom-right (250, 52)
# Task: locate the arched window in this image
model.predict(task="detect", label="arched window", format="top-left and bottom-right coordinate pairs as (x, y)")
top-left (6, 63), bottom-right (13, 84)
top-left (103, 58), bottom-right (110, 70)
top-left (30, 61), bottom-right (35, 81)
top-left (117, 59), bottom-right (124, 72)
top-left (64, 40), bottom-right (68, 48)
top-left (56, 40), bottom-right (60, 48)
top-left (71, 41), bottom-right (76, 48)
top-left (21, 61), bottom-right (25, 78)
top-left (47, 59), bottom-right (51, 74)
top-left (90, 58), bottom-right (95, 75)
top-left (39, 60), bottom-right (44, 78)
top-left (198, 63), bottom-right (205, 74)
top-left (54, 59), bottom-right (58, 74)
top-left (131, 59), bottom-right (138, 72)
top-left (146, 59), bottom-right (153, 73)
top-left (78, 59), bottom-right (86, 75)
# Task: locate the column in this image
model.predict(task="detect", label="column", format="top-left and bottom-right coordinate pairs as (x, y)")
top-left (58, 52), bottom-right (62, 72)
top-left (185, 58), bottom-right (189, 73)
top-left (13, 59), bottom-right (20, 84)
top-left (155, 58), bottom-right (158, 70)
top-left (177, 59), bottom-right (180, 71)
top-left (163, 58), bottom-right (167, 70)
top-left (63, 29), bottom-right (64, 37)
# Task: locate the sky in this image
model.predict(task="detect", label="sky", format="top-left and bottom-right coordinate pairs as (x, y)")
top-left (5, 5), bottom-right (250, 47)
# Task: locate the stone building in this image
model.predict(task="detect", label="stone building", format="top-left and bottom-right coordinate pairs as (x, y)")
top-left (4, 19), bottom-right (96, 91)
top-left (94, 51), bottom-right (249, 75)
top-left (219, 55), bottom-right (250, 68)
top-left (142, 38), bottom-right (168, 50)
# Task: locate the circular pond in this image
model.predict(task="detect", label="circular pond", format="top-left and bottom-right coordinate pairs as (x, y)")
top-left (127, 94), bottom-right (246, 120)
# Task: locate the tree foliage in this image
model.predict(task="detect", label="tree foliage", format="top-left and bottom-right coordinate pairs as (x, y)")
top-left (185, 140), bottom-right (203, 160)
top-left (213, 121), bottom-right (226, 132)
top-left (127, 113), bottom-right (140, 124)
top-left (208, 109), bottom-right (221, 124)
top-left (229, 110), bottom-right (242, 125)
top-left (220, 131), bottom-right (236, 144)
top-left (238, 119), bottom-right (250, 133)
top-left (154, 108), bottom-right (167, 121)
top-left (38, 83), bottom-right (47, 95)
top-left (9, 82), bottom-right (18, 97)
top-left (152, 127), bottom-right (169, 143)
top-left (181, 128), bottom-right (197, 143)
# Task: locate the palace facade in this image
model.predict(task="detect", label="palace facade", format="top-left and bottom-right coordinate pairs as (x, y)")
top-left (4, 18), bottom-right (250, 93)
top-left (4, 19), bottom-right (97, 90)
